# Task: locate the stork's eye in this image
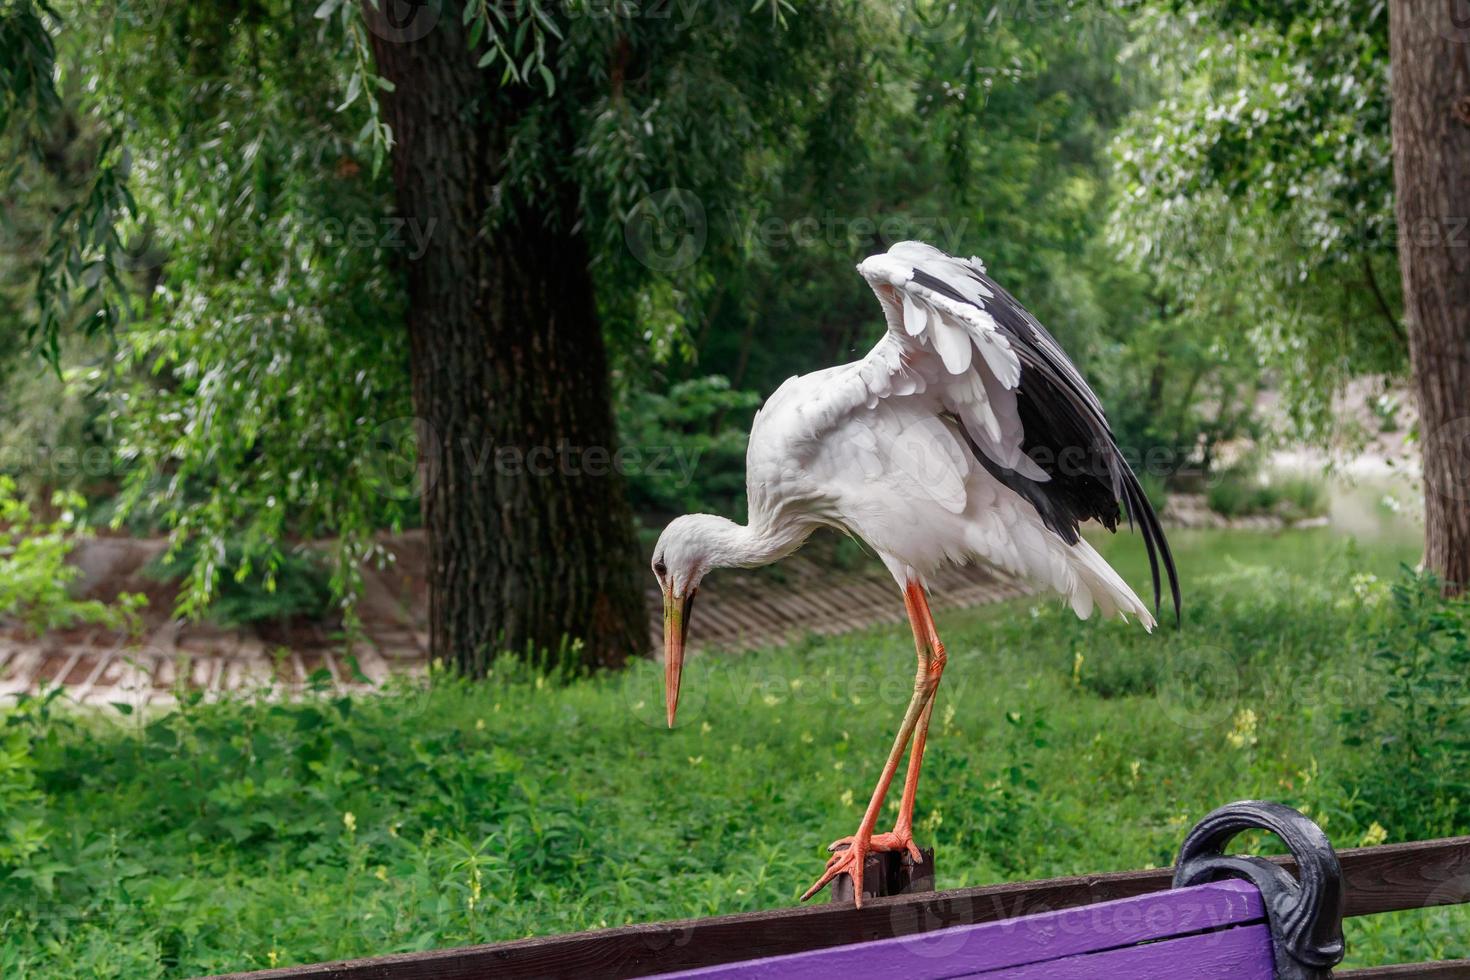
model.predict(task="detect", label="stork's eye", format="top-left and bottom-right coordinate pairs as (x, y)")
top-left (654, 560), bottom-right (667, 576)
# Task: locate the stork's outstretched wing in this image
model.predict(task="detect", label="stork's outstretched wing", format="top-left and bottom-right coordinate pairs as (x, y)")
top-left (856, 241), bottom-right (1180, 623)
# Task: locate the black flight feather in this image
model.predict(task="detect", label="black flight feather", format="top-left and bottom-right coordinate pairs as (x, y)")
top-left (915, 254), bottom-right (1181, 626)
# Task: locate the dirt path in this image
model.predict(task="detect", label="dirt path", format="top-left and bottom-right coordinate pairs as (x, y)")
top-left (0, 531), bottom-right (1033, 708)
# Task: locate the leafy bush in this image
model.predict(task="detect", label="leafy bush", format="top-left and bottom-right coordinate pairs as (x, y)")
top-left (0, 354), bottom-right (116, 503)
top-left (0, 476), bottom-right (143, 635)
top-left (0, 714), bottom-right (49, 871)
top-left (1340, 570), bottom-right (1470, 840)
top-left (1274, 475), bottom-right (1329, 519)
top-left (1207, 467), bottom-right (1327, 522)
top-left (145, 539), bottom-right (334, 628)
top-left (617, 375), bottom-right (761, 518)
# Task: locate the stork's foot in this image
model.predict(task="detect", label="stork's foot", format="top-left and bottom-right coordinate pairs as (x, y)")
top-left (827, 829), bottom-right (923, 864)
top-left (801, 829), bottom-right (918, 906)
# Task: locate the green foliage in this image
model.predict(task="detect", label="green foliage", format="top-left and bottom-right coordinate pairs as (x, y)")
top-left (567, 0), bottom-right (897, 367)
top-left (56, 0), bottom-right (413, 620)
top-left (0, 1), bottom-right (61, 141)
top-left (307, 0), bottom-right (396, 169)
top-left (0, 0), bottom-right (135, 361)
top-left (1371, 391), bottom-right (1403, 434)
top-left (1273, 475), bottom-right (1330, 521)
top-left (0, 344), bottom-right (125, 508)
top-left (617, 375), bottom-right (760, 518)
top-left (1207, 467), bottom-right (1328, 522)
top-left (1341, 571), bottom-right (1470, 839)
top-left (0, 475), bottom-right (142, 633)
top-left (0, 695), bottom-right (52, 871)
top-left (1109, 0), bottom-right (1402, 442)
top-left (146, 539), bottom-right (334, 629)
top-left (32, 130), bottom-right (134, 358)
top-left (0, 529), bottom-right (1462, 974)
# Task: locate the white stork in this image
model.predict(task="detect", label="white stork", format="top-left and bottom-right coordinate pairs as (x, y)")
top-left (651, 240), bottom-right (1180, 906)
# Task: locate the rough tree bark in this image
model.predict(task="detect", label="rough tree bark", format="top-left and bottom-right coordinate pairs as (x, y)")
top-left (1389, 1), bottom-right (1470, 594)
top-left (365, 4), bottom-right (647, 672)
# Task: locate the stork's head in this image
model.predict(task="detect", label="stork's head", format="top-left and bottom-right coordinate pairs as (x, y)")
top-left (651, 514), bottom-right (733, 728)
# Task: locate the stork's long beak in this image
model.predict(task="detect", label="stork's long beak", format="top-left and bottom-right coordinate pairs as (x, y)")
top-left (663, 586), bottom-right (695, 728)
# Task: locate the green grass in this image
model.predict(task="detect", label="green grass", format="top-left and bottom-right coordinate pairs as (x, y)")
top-left (3, 527), bottom-right (1467, 977)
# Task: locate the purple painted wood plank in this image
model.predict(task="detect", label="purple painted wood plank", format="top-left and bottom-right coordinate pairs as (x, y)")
top-left (962, 923), bottom-right (1276, 979)
top-left (654, 879), bottom-right (1265, 980)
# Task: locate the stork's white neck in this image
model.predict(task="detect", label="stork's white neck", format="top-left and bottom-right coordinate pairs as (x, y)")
top-left (673, 513), bottom-right (812, 576)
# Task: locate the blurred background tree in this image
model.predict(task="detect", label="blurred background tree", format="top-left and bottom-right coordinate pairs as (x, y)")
top-left (1386, 0), bottom-right (1470, 595)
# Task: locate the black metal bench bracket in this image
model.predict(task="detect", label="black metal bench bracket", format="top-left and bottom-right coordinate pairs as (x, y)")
top-left (1174, 800), bottom-right (1346, 980)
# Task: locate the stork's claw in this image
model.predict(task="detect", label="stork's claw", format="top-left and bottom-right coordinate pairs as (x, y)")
top-left (802, 835), bottom-right (869, 904)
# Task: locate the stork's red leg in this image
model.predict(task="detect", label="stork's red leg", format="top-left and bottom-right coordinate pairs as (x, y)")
top-left (803, 581), bottom-right (945, 906)
top-left (823, 584), bottom-right (946, 862)
top-left (890, 585), bottom-right (945, 856)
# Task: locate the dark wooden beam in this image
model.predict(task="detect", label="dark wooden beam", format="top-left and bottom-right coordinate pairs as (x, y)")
top-left (1335, 835), bottom-right (1470, 917)
top-left (1337, 960), bottom-right (1470, 979)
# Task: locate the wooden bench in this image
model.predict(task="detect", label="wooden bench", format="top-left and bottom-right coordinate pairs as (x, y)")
top-left (219, 800), bottom-right (1470, 980)
top-left (652, 801), bottom-right (1343, 979)
top-left (658, 880), bottom-right (1281, 978)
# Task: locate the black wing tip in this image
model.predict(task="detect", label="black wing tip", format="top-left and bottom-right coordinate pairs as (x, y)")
top-left (953, 262), bottom-right (1182, 627)
top-left (1122, 471), bottom-right (1182, 629)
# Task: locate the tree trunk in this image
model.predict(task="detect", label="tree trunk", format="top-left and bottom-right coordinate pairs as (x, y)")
top-left (1389, 1), bottom-right (1470, 594)
top-left (366, 5), bottom-right (648, 671)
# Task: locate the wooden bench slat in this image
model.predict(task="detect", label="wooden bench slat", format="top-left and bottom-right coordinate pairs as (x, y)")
top-left (965, 924), bottom-right (1275, 979)
top-left (1336, 836), bottom-right (1470, 917)
top-left (1335, 961), bottom-right (1470, 979)
top-left (655, 880), bottom-right (1264, 979)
